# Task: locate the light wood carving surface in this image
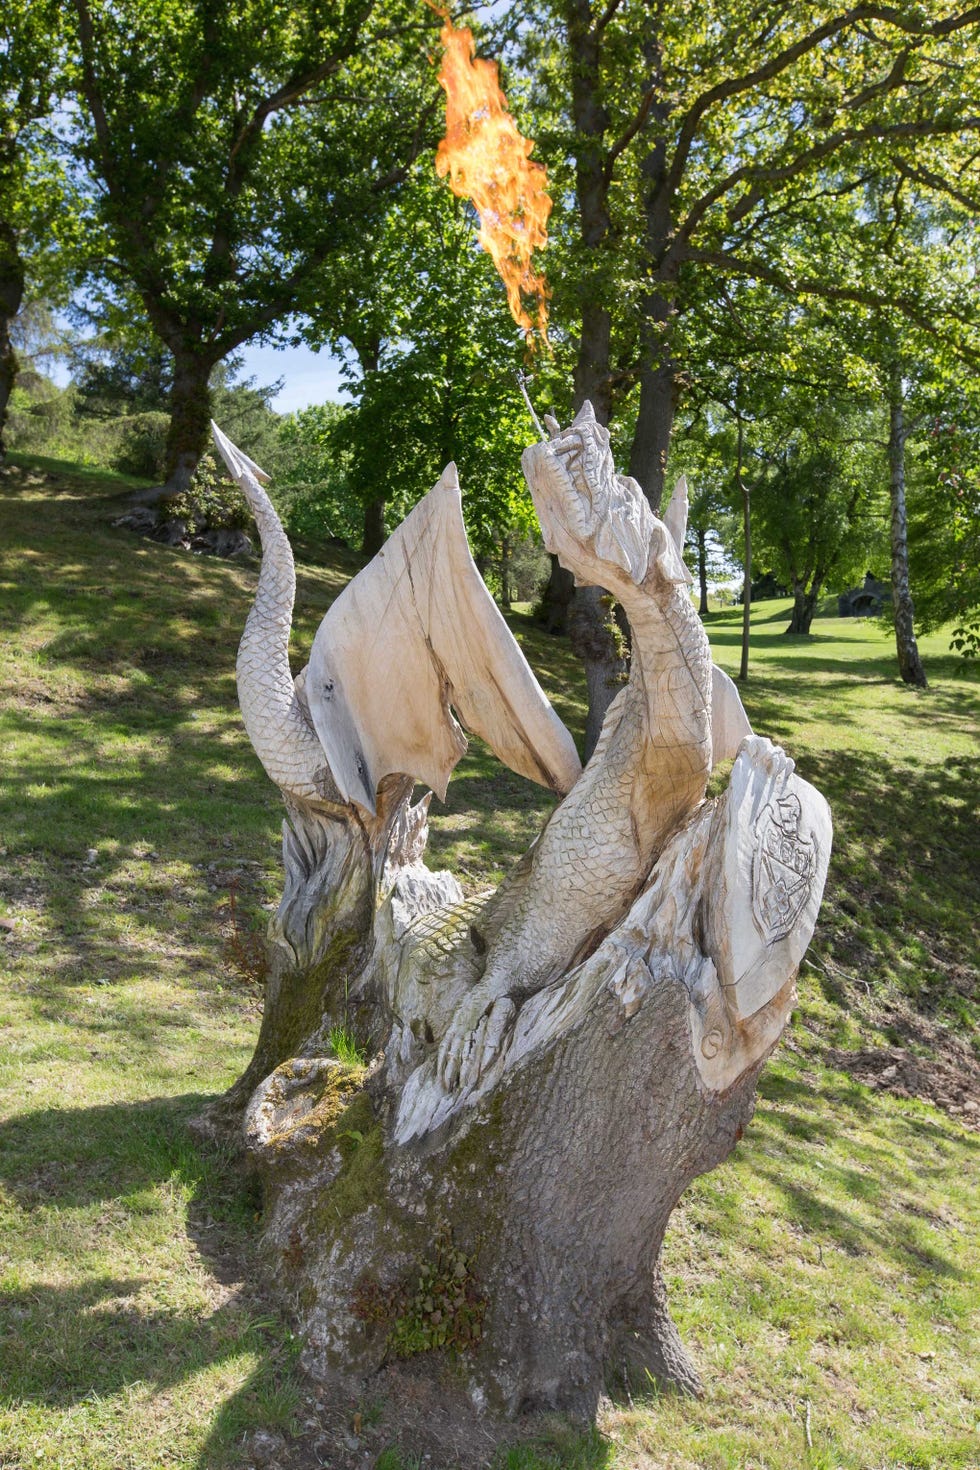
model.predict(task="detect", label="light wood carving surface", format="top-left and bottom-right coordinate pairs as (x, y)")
top-left (208, 407), bottom-right (833, 1418)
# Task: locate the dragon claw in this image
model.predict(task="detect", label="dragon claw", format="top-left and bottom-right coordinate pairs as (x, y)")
top-left (437, 994), bottom-right (517, 1093)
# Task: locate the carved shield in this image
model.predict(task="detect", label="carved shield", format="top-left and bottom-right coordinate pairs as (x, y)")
top-left (751, 794), bottom-right (816, 944)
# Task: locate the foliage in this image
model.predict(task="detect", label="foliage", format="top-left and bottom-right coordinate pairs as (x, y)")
top-left (65, 0), bottom-right (440, 485)
top-left (273, 400), bottom-right (360, 546)
top-left (352, 1227), bottom-right (487, 1359)
top-left (308, 176), bottom-right (542, 563)
top-left (752, 419), bottom-right (884, 605)
top-left (71, 334), bottom-right (172, 418)
top-left (167, 451), bottom-right (253, 534)
top-left (910, 400), bottom-right (980, 663)
top-left (6, 354), bottom-right (288, 488)
top-left (328, 1026), bottom-right (367, 1069)
top-left (518, 0), bottom-right (980, 502)
top-left (6, 371), bottom-right (168, 475)
top-left (388, 1236), bottom-right (486, 1357)
top-left (110, 410), bottom-right (169, 478)
top-left (1, 1), bottom-right (82, 458)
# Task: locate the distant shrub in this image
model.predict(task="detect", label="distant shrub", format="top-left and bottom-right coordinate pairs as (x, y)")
top-left (7, 380), bottom-right (168, 479)
top-left (270, 479), bottom-right (358, 546)
top-left (168, 451), bottom-right (253, 532)
top-left (7, 379), bottom-right (77, 453)
top-left (111, 412), bottom-right (169, 479)
top-left (507, 537), bottom-right (550, 603)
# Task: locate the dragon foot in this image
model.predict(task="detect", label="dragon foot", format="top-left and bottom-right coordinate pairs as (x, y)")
top-left (437, 991), bottom-right (517, 1092)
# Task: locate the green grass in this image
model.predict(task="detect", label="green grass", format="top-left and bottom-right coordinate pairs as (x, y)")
top-left (0, 453), bottom-right (977, 1468)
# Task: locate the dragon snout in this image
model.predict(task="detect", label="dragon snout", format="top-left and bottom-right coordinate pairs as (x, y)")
top-left (522, 440), bottom-right (591, 553)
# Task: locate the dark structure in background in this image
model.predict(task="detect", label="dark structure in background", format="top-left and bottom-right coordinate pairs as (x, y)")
top-left (839, 572), bottom-right (891, 618)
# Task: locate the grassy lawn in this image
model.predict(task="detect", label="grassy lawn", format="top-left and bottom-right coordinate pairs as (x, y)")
top-left (0, 455), bottom-right (977, 1469)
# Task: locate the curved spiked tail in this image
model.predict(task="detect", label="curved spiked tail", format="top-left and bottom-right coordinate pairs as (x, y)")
top-left (212, 422), bottom-right (333, 804)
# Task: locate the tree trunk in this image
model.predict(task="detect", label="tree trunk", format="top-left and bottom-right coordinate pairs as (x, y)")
top-left (559, 0), bottom-right (625, 752)
top-left (536, 554), bottom-right (575, 635)
top-left (499, 535), bottom-right (512, 609)
top-left (361, 496), bottom-right (386, 557)
top-left (784, 578), bottom-right (821, 635)
top-left (198, 420), bottom-right (834, 1445)
top-left (738, 417), bottom-right (751, 682)
top-left (888, 390), bottom-right (928, 688)
top-left (571, 585), bottom-right (626, 758)
top-left (164, 350), bottom-right (216, 496)
top-left (0, 224), bottom-right (25, 467)
top-left (628, 351), bottom-right (676, 513)
top-left (695, 528), bottom-right (709, 617)
top-left (249, 950), bottom-right (762, 1417)
top-left (203, 416), bottom-right (833, 1438)
top-left (225, 731), bottom-right (830, 1424)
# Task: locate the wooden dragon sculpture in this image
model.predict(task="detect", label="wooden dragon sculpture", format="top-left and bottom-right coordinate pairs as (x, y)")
top-left (209, 405), bottom-right (832, 1415)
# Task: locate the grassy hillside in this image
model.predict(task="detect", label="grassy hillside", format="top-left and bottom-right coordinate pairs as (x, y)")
top-left (0, 455), bottom-right (977, 1469)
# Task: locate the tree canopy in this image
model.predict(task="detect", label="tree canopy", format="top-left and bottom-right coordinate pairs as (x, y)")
top-left (4, 0), bottom-right (980, 677)
top-left (68, 0), bottom-right (438, 491)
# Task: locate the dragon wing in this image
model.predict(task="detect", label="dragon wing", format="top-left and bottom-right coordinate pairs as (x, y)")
top-left (304, 463), bottom-right (582, 814)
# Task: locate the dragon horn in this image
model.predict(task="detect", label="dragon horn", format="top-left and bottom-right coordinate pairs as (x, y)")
top-left (212, 421), bottom-right (331, 804)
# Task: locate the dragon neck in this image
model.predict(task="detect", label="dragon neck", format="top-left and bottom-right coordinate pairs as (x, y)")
top-left (608, 572), bottom-right (713, 844)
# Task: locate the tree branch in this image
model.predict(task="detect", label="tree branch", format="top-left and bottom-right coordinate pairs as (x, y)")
top-left (895, 157), bottom-right (980, 213)
top-left (593, 0), bottom-right (627, 36)
top-left (684, 246), bottom-right (980, 366)
top-left (672, 115), bottom-right (980, 252)
top-left (665, 5), bottom-right (980, 208)
top-left (603, 84), bottom-right (658, 180)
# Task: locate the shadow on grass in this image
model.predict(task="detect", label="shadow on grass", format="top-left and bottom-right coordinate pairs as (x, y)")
top-left (0, 1092), bottom-right (302, 1464)
top-left (748, 1069), bottom-right (979, 1281)
top-left (784, 742), bottom-right (978, 1030)
top-left (0, 1092), bottom-right (616, 1470)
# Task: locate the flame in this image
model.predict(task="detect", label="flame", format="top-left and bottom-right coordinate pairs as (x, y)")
top-left (430, 7), bottom-right (551, 347)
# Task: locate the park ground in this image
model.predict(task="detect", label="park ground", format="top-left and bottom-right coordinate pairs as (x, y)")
top-left (0, 456), bottom-right (977, 1470)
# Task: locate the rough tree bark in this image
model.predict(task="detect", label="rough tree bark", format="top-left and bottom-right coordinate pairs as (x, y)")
top-left (355, 337), bottom-right (387, 558)
top-left (0, 224), bottom-right (25, 467)
top-left (199, 409), bottom-right (831, 1429)
top-left (163, 348), bottom-right (217, 496)
top-left (361, 496), bottom-right (387, 557)
top-left (887, 386), bottom-right (928, 688)
top-left (737, 416), bottom-right (751, 681)
top-left (694, 527), bottom-right (709, 616)
top-left (535, 552), bottom-right (575, 634)
top-left (784, 575), bottom-right (824, 636)
top-left (627, 290), bottom-right (677, 512)
top-left (533, 0), bottom-right (626, 743)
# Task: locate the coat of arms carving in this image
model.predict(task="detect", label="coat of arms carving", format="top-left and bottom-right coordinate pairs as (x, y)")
top-left (752, 792), bottom-right (816, 943)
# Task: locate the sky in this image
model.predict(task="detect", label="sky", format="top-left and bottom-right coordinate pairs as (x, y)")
top-left (234, 338), bottom-right (350, 414)
top-left (46, 329), bottom-right (351, 415)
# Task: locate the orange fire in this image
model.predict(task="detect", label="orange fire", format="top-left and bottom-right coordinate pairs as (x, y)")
top-left (430, 7), bottom-right (551, 347)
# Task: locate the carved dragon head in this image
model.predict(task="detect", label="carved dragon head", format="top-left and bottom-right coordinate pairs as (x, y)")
top-left (521, 400), bottom-right (690, 596)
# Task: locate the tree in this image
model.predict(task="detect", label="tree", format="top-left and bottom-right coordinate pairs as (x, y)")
top-left (886, 369), bottom-right (929, 685)
top-left (909, 390), bottom-right (980, 665)
top-left (831, 164), bottom-right (980, 685)
top-left (70, 333), bottom-right (172, 418)
top-left (684, 486), bottom-right (734, 618)
top-left (520, 0), bottom-right (980, 726)
top-left (669, 412), bottom-right (743, 616)
top-left (0, 1), bottom-right (74, 464)
top-left (756, 426), bottom-right (881, 636)
top-left (308, 174), bottom-right (541, 570)
top-left (274, 401), bottom-right (361, 546)
top-left (69, 0), bottom-right (437, 496)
